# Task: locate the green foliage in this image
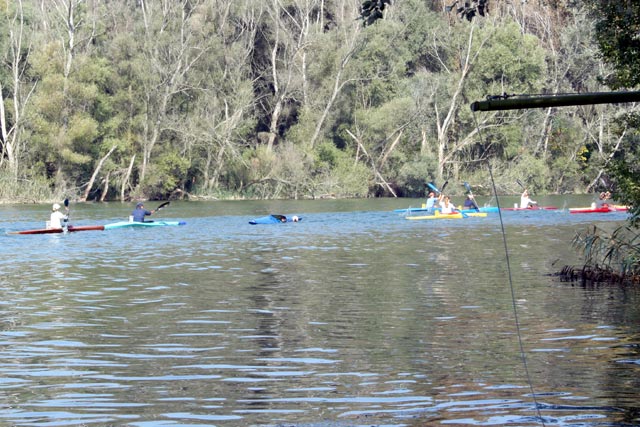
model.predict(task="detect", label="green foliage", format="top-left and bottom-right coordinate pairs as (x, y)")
top-left (608, 159), bottom-right (640, 226)
top-left (0, 0), bottom-right (636, 203)
top-left (473, 21), bottom-right (546, 94)
top-left (143, 151), bottom-right (191, 198)
top-left (313, 143), bottom-right (370, 198)
top-left (585, 0), bottom-right (640, 88)
top-left (396, 0), bottom-right (445, 73)
top-left (501, 153), bottom-right (549, 194)
top-left (350, 22), bottom-right (411, 106)
top-left (284, 108), bottom-right (319, 146)
top-left (330, 158), bottom-right (370, 198)
top-left (396, 156), bottom-right (438, 197)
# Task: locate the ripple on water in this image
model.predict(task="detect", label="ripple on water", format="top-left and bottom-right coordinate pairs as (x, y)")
top-left (1, 202), bottom-right (639, 426)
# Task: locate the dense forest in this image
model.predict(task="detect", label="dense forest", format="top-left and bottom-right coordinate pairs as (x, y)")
top-left (1, 0), bottom-right (638, 202)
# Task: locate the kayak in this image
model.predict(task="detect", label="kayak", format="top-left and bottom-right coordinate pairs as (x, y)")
top-left (7, 225), bottom-right (105, 235)
top-left (103, 220), bottom-right (187, 230)
top-left (9, 220), bottom-right (186, 235)
top-left (569, 205), bottom-right (628, 214)
top-left (502, 206), bottom-right (558, 211)
top-left (249, 214), bottom-right (301, 225)
top-left (395, 206), bottom-right (498, 214)
top-left (406, 212), bottom-right (488, 220)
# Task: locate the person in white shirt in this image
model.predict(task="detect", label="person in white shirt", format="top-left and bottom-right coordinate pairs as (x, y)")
top-left (49, 203), bottom-right (68, 229)
top-left (520, 190), bottom-right (537, 209)
top-left (439, 195), bottom-right (456, 214)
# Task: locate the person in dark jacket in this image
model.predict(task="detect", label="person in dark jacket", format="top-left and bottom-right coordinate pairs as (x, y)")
top-left (463, 194), bottom-right (480, 211)
top-left (131, 202), bottom-right (155, 222)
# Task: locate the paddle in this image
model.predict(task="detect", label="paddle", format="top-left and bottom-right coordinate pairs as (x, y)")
top-left (427, 180), bottom-right (448, 196)
top-left (62, 198), bottom-right (70, 233)
top-left (438, 181), bottom-right (465, 215)
top-left (463, 182), bottom-right (480, 211)
top-left (426, 182), bottom-right (439, 194)
top-left (154, 201), bottom-right (170, 213)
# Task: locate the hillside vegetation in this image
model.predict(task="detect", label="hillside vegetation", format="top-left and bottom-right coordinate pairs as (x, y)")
top-left (1, 0), bottom-right (637, 202)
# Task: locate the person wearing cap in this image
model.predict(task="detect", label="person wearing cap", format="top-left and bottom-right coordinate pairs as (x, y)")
top-left (49, 203), bottom-right (68, 229)
top-left (131, 202), bottom-right (156, 222)
top-left (425, 191), bottom-right (438, 213)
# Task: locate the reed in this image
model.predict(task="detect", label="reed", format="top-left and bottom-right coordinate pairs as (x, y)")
top-left (563, 224), bottom-right (640, 285)
top-left (0, 172), bottom-right (58, 204)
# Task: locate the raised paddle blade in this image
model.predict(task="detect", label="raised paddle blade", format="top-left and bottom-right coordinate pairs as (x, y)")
top-left (64, 198), bottom-right (69, 208)
top-left (440, 180), bottom-right (449, 193)
top-left (155, 201), bottom-right (170, 211)
top-left (516, 179), bottom-right (525, 190)
top-left (426, 182), bottom-right (440, 194)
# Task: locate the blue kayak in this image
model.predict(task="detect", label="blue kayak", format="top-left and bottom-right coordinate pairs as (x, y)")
top-left (103, 220), bottom-right (186, 230)
top-left (249, 214), bottom-right (301, 225)
top-left (394, 206), bottom-right (498, 214)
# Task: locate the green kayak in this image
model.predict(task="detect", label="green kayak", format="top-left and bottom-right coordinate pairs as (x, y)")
top-left (103, 220), bottom-right (186, 230)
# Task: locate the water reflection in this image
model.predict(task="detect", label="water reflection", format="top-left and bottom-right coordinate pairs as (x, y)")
top-left (1, 199), bottom-right (638, 426)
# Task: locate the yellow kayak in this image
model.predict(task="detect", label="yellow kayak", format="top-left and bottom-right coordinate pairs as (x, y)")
top-left (406, 211), bottom-right (487, 220)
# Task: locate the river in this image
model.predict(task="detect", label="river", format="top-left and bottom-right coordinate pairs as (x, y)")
top-left (0, 196), bottom-right (638, 427)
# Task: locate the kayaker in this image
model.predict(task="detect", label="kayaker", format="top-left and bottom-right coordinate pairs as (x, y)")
top-left (595, 192), bottom-right (607, 208)
top-left (520, 189), bottom-right (537, 209)
top-left (439, 195), bottom-right (456, 214)
top-left (425, 192), bottom-right (438, 212)
top-left (131, 202), bottom-right (156, 222)
top-left (463, 194), bottom-right (479, 211)
top-left (49, 203), bottom-right (68, 229)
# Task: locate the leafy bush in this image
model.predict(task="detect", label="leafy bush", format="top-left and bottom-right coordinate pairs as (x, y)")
top-left (396, 156), bottom-right (438, 197)
top-left (141, 151), bottom-right (190, 198)
top-left (572, 224), bottom-right (640, 283)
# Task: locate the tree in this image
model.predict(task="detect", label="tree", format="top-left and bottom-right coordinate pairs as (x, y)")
top-left (586, 1), bottom-right (640, 89)
top-left (130, 0), bottom-right (210, 195)
top-left (0, 0), bottom-right (37, 180)
top-left (184, 0), bottom-right (258, 194)
top-left (584, 0), bottom-right (640, 224)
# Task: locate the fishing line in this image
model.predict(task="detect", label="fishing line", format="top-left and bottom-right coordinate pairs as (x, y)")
top-left (470, 111), bottom-right (546, 426)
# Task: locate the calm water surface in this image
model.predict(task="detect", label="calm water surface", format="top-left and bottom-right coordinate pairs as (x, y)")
top-left (0, 196), bottom-right (639, 426)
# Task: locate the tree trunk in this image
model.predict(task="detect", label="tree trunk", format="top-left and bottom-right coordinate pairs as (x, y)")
top-left (82, 145), bottom-right (117, 202)
top-left (121, 155), bottom-right (136, 201)
top-left (346, 129), bottom-right (397, 197)
top-left (100, 172), bottom-right (110, 202)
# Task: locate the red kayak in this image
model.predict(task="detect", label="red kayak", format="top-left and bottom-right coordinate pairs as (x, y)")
top-left (8, 225), bottom-right (105, 235)
top-left (569, 205), bottom-right (629, 214)
top-left (502, 206), bottom-right (558, 211)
